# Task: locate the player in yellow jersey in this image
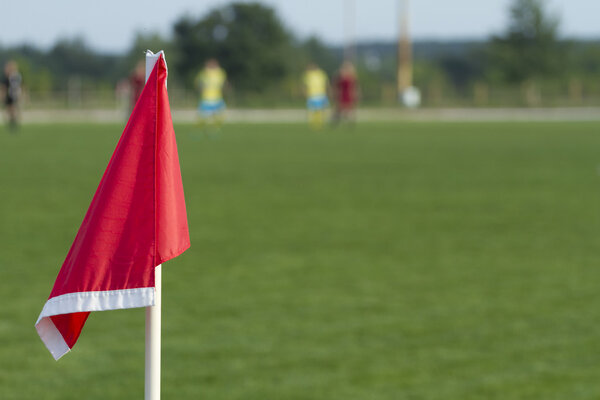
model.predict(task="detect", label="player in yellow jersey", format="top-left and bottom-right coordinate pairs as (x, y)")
top-left (303, 63), bottom-right (329, 130)
top-left (195, 59), bottom-right (227, 132)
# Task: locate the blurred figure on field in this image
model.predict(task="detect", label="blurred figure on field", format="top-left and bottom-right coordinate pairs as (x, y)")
top-left (195, 58), bottom-right (227, 134)
top-left (129, 61), bottom-right (145, 113)
top-left (302, 63), bottom-right (329, 130)
top-left (1, 60), bottom-right (23, 132)
top-left (332, 61), bottom-right (359, 127)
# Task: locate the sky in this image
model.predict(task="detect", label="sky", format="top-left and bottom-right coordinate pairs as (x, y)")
top-left (1, 0), bottom-right (599, 53)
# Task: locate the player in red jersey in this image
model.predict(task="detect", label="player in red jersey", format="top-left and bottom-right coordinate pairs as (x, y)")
top-left (129, 61), bottom-right (146, 114)
top-left (331, 61), bottom-right (359, 127)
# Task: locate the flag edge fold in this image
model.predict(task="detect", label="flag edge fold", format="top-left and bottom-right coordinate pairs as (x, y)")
top-left (35, 287), bottom-right (155, 360)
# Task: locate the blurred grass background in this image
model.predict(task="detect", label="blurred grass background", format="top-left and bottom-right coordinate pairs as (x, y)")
top-left (1, 121), bottom-right (600, 399)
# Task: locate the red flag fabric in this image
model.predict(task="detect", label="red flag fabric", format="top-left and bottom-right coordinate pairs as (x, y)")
top-left (35, 54), bottom-right (190, 360)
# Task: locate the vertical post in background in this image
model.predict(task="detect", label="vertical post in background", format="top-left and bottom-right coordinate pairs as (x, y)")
top-left (344, 0), bottom-right (356, 62)
top-left (145, 49), bottom-right (162, 400)
top-left (397, 0), bottom-right (412, 99)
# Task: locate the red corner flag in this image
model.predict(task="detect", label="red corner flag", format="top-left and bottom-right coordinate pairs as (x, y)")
top-left (35, 54), bottom-right (190, 360)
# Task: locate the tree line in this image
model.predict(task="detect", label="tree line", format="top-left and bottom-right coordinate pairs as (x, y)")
top-left (1, 0), bottom-right (599, 107)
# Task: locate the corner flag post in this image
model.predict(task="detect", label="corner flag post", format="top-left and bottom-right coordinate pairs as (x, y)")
top-left (145, 266), bottom-right (161, 400)
top-left (144, 49), bottom-right (163, 400)
top-left (34, 44), bottom-right (189, 393)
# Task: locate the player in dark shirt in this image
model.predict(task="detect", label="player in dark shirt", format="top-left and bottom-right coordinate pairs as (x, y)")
top-left (1, 60), bottom-right (22, 132)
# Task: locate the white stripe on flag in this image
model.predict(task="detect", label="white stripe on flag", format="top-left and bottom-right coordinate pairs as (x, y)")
top-left (35, 316), bottom-right (71, 360)
top-left (35, 287), bottom-right (155, 360)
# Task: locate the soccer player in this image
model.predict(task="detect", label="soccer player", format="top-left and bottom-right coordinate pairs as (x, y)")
top-left (1, 60), bottom-right (23, 132)
top-left (302, 63), bottom-right (329, 130)
top-left (195, 59), bottom-right (227, 132)
top-left (332, 61), bottom-right (359, 127)
top-left (129, 61), bottom-right (145, 114)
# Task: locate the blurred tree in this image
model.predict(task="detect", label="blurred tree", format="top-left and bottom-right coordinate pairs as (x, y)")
top-left (439, 54), bottom-right (483, 89)
top-left (12, 58), bottom-right (53, 94)
top-left (488, 0), bottom-right (565, 83)
top-left (172, 2), bottom-right (294, 92)
top-left (574, 41), bottom-right (600, 76)
top-left (413, 60), bottom-right (450, 105)
top-left (47, 38), bottom-right (116, 84)
top-left (299, 36), bottom-right (339, 76)
top-left (1, 41), bottom-right (122, 93)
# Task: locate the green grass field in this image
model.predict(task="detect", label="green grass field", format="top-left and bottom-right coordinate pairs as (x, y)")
top-left (2, 121), bottom-right (600, 399)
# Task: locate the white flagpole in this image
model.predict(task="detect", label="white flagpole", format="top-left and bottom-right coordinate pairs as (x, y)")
top-left (145, 264), bottom-right (161, 400)
top-left (144, 50), bottom-right (163, 400)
